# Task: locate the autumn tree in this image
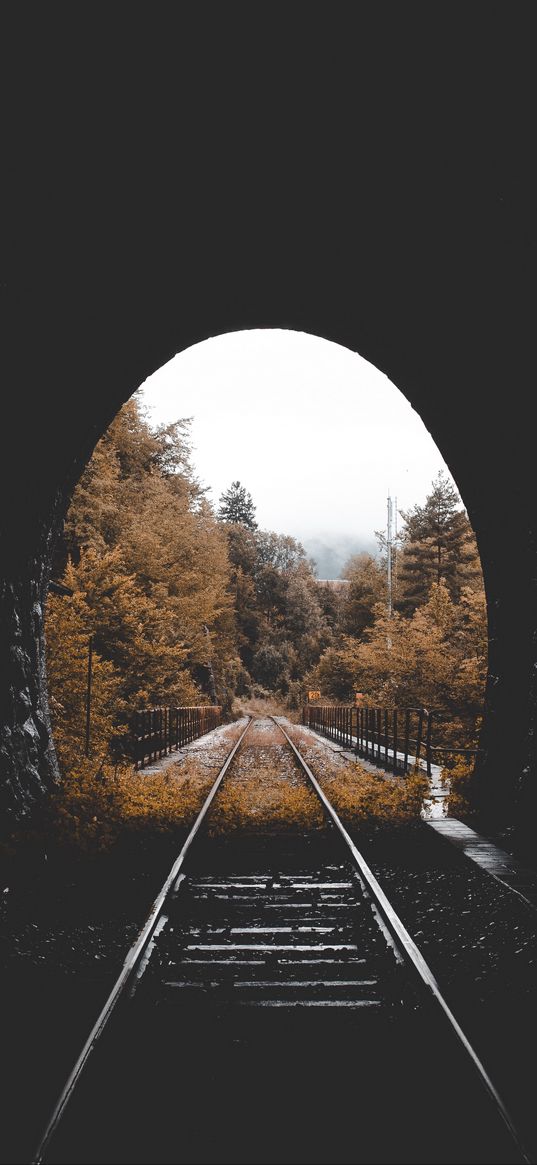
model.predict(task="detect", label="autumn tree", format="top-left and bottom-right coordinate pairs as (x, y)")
top-left (252, 641), bottom-right (292, 691)
top-left (223, 523), bottom-right (263, 670)
top-left (341, 552), bottom-right (386, 636)
top-left (284, 563), bottom-right (329, 674)
top-left (307, 475), bottom-right (487, 747)
top-left (217, 522), bottom-right (329, 693)
top-left (46, 587), bottom-right (124, 769)
top-left (47, 399), bottom-right (236, 771)
top-left (252, 535), bottom-right (328, 686)
top-left (312, 578), bottom-right (487, 744)
top-left (316, 581), bottom-right (346, 636)
top-left (313, 645), bottom-right (358, 702)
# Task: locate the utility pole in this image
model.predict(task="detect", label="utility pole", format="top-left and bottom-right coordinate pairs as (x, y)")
top-left (387, 493), bottom-right (393, 617)
top-left (85, 634), bottom-right (93, 757)
top-left (394, 495), bottom-right (398, 607)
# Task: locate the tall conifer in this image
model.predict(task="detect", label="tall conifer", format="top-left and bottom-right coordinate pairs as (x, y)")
top-left (398, 471), bottom-right (480, 612)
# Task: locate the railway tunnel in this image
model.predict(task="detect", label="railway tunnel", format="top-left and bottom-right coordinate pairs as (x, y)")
top-left (2, 92), bottom-right (536, 850)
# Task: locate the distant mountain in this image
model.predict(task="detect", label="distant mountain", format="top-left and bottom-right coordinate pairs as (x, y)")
top-left (301, 535), bottom-right (377, 580)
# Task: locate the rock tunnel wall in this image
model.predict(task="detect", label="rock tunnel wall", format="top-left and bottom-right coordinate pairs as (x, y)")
top-left (2, 141), bottom-right (536, 846)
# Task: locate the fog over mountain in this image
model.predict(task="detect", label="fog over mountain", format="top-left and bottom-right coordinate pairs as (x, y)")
top-left (301, 534), bottom-right (378, 580)
top-left (139, 331), bottom-right (454, 561)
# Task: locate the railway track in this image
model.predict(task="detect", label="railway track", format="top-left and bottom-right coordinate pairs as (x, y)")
top-left (33, 716), bottom-right (531, 1165)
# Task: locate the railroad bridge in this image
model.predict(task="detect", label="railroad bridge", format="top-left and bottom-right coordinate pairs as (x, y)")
top-left (1, 24), bottom-right (536, 847)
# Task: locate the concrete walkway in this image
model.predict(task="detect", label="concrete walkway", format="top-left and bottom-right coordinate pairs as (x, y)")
top-left (428, 817), bottom-right (537, 911)
top-left (136, 719), bottom-right (248, 776)
top-left (299, 722), bottom-right (537, 913)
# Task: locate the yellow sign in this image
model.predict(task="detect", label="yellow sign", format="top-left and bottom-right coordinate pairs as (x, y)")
top-left (307, 690), bottom-right (321, 702)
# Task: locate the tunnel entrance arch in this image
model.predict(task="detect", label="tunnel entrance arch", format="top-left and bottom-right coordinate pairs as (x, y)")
top-left (46, 326), bottom-right (487, 800)
top-left (2, 238), bottom-right (536, 850)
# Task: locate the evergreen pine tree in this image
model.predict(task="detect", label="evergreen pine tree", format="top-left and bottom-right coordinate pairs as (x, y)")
top-left (217, 481), bottom-right (258, 528)
top-left (398, 471), bottom-right (480, 612)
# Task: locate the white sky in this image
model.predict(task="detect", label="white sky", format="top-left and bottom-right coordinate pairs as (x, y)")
top-left (138, 329), bottom-right (453, 569)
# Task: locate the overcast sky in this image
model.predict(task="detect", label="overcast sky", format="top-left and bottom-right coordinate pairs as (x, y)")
top-left (139, 329), bottom-right (453, 576)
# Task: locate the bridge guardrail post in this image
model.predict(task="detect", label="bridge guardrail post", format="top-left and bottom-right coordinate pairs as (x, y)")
top-left (415, 708), bottom-right (424, 770)
top-left (425, 710), bottom-right (433, 779)
top-left (133, 703), bottom-right (224, 771)
top-left (403, 710), bottom-right (410, 775)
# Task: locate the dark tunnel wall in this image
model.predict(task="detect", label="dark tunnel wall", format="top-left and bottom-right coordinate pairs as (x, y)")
top-left (2, 14), bottom-right (536, 845)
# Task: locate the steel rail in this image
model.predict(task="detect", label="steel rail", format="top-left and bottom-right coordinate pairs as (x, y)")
top-left (271, 717), bottom-right (532, 1165)
top-left (32, 715), bottom-right (253, 1165)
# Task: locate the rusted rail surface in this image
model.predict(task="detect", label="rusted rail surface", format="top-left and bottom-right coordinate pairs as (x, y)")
top-left (133, 705), bottom-right (222, 769)
top-left (303, 704), bottom-right (481, 778)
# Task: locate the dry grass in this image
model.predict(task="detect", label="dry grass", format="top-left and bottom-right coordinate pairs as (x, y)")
top-left (207, 763), bottom-right (325, 836)
top-left (284, 725), bottom-right (428, 827)
top-left (320, 762), bottom-right (427, 826)
top-left (36, 723), bottom-right (247, 854)
top-left (441, 757), bottom-right (475, 818)
top-left (232, 695), bottom-right (289, 719)
top-left (205, 717), bottom-right (426, 836)
top-left (205, 718), bottom-right (325, 835)
top-left (15, 717), bottom-right (426, 858)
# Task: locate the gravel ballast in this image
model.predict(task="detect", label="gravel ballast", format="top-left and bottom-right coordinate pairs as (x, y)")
top-left (2, 715), bottom-right (537, 1161)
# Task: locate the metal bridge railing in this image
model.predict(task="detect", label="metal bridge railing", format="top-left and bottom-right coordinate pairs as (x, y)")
top-left (302, 704), bottom-right (481, 778)
top-left (133, 705), bottom-right (222, 770)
